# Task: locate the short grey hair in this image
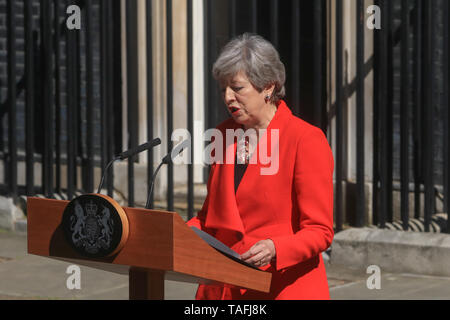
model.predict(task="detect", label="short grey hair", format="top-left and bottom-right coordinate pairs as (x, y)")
top-left (212, 33), bottom-right (286, 104)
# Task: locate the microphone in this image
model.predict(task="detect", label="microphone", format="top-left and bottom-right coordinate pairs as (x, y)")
top-left (97, 138), bottom-right (161, 194)
top-left (145, 139), bottom-right (189, 209)
top-left (117, 138), bottom-right (162, 160)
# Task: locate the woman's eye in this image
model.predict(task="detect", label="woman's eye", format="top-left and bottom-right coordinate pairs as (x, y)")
top-left (220, 86), bottom-right (243, 93)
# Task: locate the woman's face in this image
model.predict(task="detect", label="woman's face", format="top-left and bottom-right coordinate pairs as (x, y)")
top-left (220, 71), bottom-right (272, 129)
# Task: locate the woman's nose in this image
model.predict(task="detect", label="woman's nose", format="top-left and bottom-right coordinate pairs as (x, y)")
top-left (224, 87), bottom-right (235, 104)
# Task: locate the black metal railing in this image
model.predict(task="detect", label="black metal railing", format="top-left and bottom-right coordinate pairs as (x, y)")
top-left (338, 0), bottom-right (449, 233)
top-left (1, 0), bottom-right (448, 232)
top-left (2, 0), bottom-right (122, 202)
top-left (1, 0), bottom-right (198, 219)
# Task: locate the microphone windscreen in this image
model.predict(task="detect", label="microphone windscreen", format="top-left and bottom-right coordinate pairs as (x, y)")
top-left (118, 138), bottom-right (161, 160)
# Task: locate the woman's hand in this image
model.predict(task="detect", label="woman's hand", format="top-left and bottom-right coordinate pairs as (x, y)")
top-left (241, 239), bottom-right (276, 267)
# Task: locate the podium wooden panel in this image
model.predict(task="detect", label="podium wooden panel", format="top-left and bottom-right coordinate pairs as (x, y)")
top-left (27, 197), bottom-right (272, 299)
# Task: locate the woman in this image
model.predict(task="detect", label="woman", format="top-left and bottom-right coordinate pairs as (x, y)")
top-left (187, 33), bottom-right (334, 300)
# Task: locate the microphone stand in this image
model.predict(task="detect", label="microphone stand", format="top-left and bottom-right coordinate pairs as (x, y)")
top-left (145, 161), bottom-right (165, 209)
top-left (96, 156), bottom-right (121, 194)
top-left (145, 140), bottom-right (188, 209)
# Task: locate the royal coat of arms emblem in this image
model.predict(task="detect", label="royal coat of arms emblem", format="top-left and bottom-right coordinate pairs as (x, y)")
top-left (62, 194), bottom-right (128, 258)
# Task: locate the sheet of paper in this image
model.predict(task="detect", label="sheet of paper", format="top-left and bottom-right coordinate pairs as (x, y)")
top-left (190, 226), bottom-right (259, 270)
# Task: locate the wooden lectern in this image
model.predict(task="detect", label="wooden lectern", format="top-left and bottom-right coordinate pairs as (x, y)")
top-left (27, 196), bottom-right (272, 300)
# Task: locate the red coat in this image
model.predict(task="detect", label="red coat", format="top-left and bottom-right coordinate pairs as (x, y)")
top-left (187, 100), bottom-right (334, 300)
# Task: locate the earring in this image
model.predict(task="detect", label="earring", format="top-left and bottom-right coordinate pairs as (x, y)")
top-left (265, 95), bottom-right (271, 103)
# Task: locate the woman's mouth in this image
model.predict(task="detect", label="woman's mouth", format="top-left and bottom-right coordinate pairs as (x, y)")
top-left (228, 106), bottom-right (240, 115)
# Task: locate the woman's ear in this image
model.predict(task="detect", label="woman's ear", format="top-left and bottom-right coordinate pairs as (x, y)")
top-left (264, 84), bottom-right (276, 99)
